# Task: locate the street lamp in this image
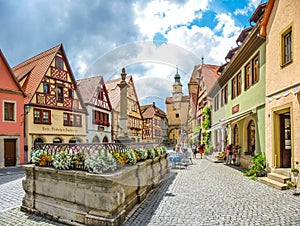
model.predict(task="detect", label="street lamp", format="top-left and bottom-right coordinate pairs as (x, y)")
top-left (25, 105), bottom-right (31, 114)
top-left (24, 105), bottom-right (31, 164)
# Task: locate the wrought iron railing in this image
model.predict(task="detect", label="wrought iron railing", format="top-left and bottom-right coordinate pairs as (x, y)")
top-left (34, 142), bottom-right (161, 155)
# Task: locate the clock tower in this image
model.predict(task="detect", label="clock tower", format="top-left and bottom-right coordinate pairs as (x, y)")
top-left (172, 66), bottom-right (183, 102)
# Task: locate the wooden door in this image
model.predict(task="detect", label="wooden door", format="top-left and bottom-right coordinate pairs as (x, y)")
top-left (280, 113), bottom-right (291, 168)
top-left (4, 139), bottom-right (16, 166)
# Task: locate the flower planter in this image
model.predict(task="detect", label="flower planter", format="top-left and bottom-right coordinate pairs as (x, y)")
top-left (21, 154), bottom-right (168, 226)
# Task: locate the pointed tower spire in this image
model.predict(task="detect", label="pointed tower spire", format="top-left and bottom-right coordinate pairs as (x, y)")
top-left (174, 65), bottom-right (182, 86)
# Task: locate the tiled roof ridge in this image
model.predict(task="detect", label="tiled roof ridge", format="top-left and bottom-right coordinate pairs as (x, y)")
top-left (77, 75), bottom-right (103, 82)
top-left (106, 75), bottom-right (132, 84)
top-left (12, 44), bottom-right (61, 70)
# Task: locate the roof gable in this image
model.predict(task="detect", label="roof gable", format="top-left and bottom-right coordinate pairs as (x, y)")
top-left (105, 76), bottom-right (132, 109)
top-left (12, 44), bottom-right (87, 113)
top-left (77, 76), bottom-right (112, 111)
top-left (141, 103), bottom-right (166, 119)
top-left (0, 50), bottom-right (25, 96)
top-left (12, 44), bottom-right (61, 103)
top-left (200, 64), bottom-right (220, 94)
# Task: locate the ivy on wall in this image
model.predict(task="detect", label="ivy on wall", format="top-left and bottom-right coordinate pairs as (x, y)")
top-left (202, 106), bottom-right (211, 147)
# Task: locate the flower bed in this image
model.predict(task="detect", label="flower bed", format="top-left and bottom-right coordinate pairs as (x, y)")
top-left (22, 145), bottom-right (168, 226)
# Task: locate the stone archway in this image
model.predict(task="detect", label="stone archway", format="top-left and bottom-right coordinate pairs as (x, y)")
top-left (92, 136), bottom-right (100, 143)
top-left (34, 137), bottom-right (44, 146)
top-left (102, 136), bottom-right (109, 143)
top-left (247, 120), bottom-right (256, 155)
top-left (53, 137), bottom-right (63, 143)
top-left (168, 127), bottom-right (180, 146)
top-left (69, 138), bottom-right (82, 143)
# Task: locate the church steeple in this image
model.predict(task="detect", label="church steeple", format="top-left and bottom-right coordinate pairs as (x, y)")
top-left (172, 65), bottom-right (183, 97)
top-left (173, 65), bottom-right (182, 86)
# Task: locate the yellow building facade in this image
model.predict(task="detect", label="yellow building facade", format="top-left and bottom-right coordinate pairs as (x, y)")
top-left (13, 44), bottom-right (87, 159)
top-left (166, 69), bottom-right (189, 146)
top-left (262, 0), bottom-right (300, 170)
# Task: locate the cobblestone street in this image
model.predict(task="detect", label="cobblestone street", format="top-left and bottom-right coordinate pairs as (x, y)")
top-left (1, 159), bottom-right (300, 225)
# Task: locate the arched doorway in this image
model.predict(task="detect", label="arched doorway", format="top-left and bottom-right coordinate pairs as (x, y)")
top-left (69, 138), bottom-right (81, 143)
top-left (53, 138), bottom-right (62, 143)
top-left (102, 136), bottom-right (109, 143)
top-left (247, 120), bottom-right (255, 155)
top-left (92, 136), bottom-right (100, 143)
top-left (34, 138), bottom-right (44, 147)
top-left (233, 124), bottom-right (239, 148)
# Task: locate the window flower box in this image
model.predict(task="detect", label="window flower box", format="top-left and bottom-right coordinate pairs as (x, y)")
top-left (95, 119), bottom-right (104, 125)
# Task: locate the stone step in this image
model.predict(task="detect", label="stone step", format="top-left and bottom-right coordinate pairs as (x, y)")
top-left (271, 168), bottom-right (291, 177)
top-left (257, 177), bottom-right (289, 190)
top-left (267, 173), bottom-right (290, 184)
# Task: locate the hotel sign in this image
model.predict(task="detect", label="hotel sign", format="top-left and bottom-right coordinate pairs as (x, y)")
top-left (232, 104), bottom-right (239, 114)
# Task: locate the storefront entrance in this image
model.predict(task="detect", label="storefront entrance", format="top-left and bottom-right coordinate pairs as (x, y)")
top-left (280, 113), bottom-right (291, 168)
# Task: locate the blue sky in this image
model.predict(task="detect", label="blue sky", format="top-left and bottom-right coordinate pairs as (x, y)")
top-left (0, 0), bottom-right (267, 111)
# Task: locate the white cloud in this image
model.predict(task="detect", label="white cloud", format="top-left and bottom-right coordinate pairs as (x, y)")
top-left (134, 0), bottom-right (210, 40)
top-left (214, 13), bottom-right (241, 38)
top-left (234, 0), bottom-right (263, 16)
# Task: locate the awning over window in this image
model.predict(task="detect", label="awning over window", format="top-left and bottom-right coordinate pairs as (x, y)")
top-left (206, 109), bottom-right (254, 133)
top-left (224, 109), bottom-right (253, 125)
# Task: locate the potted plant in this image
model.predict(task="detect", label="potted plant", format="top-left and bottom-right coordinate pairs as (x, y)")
top-left (291, 168), bottom-right (299, 177)
top-left (286, 181), bottom-right (297, 194)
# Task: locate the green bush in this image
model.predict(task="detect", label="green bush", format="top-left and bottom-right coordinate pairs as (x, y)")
top-left (244, 153), bottom-right (266, 179)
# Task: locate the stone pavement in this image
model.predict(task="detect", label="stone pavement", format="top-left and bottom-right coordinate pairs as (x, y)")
top-left (1, 159), bottom-right (300, 225)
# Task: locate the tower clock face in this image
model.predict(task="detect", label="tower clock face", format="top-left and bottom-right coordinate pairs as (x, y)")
top-left (173, 94), bottom-right (180, 101)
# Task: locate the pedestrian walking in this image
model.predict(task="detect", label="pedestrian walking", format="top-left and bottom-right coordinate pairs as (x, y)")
top-left (198, 143), bottom-right (204, 159)
top-left (183, 141), bottom-right (188, 153)
top-left (176, 143), bottom-right (180, 153)
top-left (225, 144), bottom-right (233, 165)
top-left (192, 144), bottom-right (197, 158)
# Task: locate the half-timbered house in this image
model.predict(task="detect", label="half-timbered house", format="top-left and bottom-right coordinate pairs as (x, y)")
top-left (12, 44), bottom-right (87, 160)
top-left (77, 76), bottom-right (112, 143)
top-left (140, 102), bottom-right (168, 144)
top-left (105, 76), bottom-right (143, 142)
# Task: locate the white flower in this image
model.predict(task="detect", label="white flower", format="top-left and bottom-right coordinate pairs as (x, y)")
top-left (85, 150), bottom-right (117, 174)
top-left (126, 150), bottom-right (137, 165)
top-left (53, 152), bottom-right (72, 170)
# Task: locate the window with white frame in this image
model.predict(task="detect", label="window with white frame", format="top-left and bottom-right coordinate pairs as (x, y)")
top-left (3, 101), bottom-right (16, 121)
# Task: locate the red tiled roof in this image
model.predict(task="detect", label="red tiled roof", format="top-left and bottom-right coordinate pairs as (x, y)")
top-left (11, 44), bottom-right (87, 114)
top-left (188, 64), bottom-right (201, 84)
top-left (140, 103), bottom-right (166, 119)
top-left (105, 75), bottom-right (132, 109)
top-left (199, 64), bottom-right (220, 94)
top-left (0, 50), bottom-right (25, 96)
top-left (77, 75), bottom-right (104, 103)
top-left (12, 44), bottom-right (61, 104)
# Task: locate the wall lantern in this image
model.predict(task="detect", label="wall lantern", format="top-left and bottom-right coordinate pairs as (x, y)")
top-left (25, 105), bottom-right (31, 114)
